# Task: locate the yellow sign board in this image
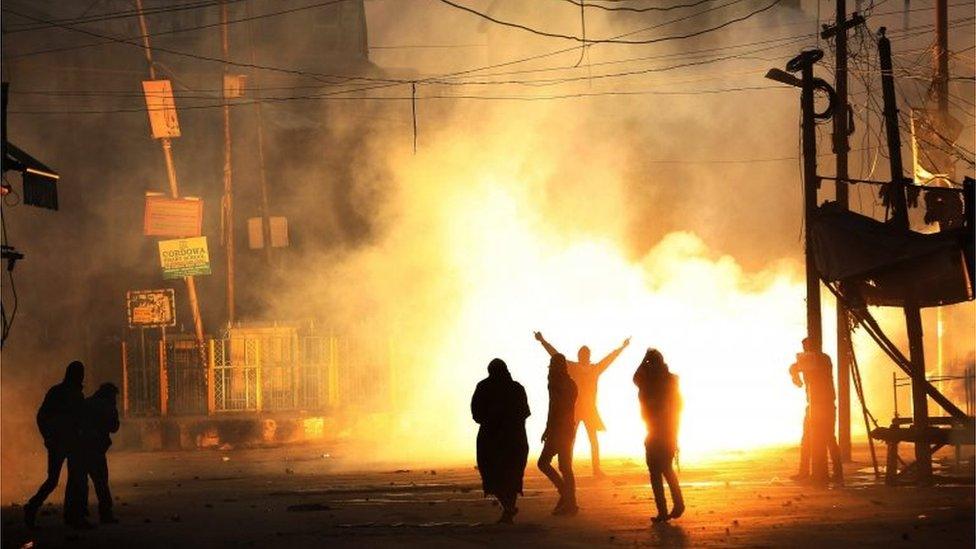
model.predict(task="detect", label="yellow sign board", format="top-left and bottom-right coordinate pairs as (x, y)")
top-left (158, 236), bottom-right (211, 279)
top-left (143, 79), bottom-right (181, 139)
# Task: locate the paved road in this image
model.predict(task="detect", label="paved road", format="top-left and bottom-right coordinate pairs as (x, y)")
top-left (2, 445), bottom-right (973, 547)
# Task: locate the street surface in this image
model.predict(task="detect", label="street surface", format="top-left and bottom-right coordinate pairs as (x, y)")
top-left (2, 445), bottom-right (973, 547)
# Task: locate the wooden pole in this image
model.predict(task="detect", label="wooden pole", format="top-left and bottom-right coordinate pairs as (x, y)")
top-left (244, 0), bottom-right (273, 265)
top-left (833, 0), bottom-right (853, 462)
top-left (799, 57), bottom-right (827, 483)
top-left (878, 27), bottom-right (932, 484)
top-left (933, 0), bottom-right (951, 390)
top-left (135, 0), bottom-right (207, 363)
top-left (121, 340), bottom-right (129, 417)
top-left (220, 0), bottom-right (236, 325)
top-left (800, 64), bottom-right (822, 353)
top-left (934, 0), bottom-right (949, 117)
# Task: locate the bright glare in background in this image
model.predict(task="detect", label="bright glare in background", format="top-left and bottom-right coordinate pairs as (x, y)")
top-left (372, 135), bottom-right (832, 465)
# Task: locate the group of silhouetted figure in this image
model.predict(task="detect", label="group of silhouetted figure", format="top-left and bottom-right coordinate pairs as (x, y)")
top-left (24, 361), bottom-right (120, 529)
top-left (471, 333), bottom-right (684, 524)
top-left (472, 334), bottom-right (843, 525)
top-left (22, 336), bottom-right (836, 530)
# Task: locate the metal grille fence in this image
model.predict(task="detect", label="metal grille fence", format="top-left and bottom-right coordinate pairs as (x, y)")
top-left (212, 337), bottom-right (260, 412)
top-left (123, 328), bottom-right (373, 417)
top-left (122, 336), bottom-right (160, 416)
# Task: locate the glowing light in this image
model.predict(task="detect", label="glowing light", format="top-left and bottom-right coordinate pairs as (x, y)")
top-left (379, 154), bottom-right (815, 463)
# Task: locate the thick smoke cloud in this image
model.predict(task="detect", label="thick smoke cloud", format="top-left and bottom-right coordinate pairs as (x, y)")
top-left (1, 0), bottom-right (973, 494)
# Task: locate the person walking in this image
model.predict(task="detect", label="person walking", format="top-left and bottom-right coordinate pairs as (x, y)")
top-left (471, 359), bottom-right (530, 523)
top-left (24, 361), bottom-right (91, 529)
top-left (537, 353), bottom-right (579, 516)
top-left (534, 331), bottom-right (629, 477)
top-left (633, 349), bottom-right (685, 523)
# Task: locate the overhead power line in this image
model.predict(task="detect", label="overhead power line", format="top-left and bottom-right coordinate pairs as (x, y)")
top-left (1, 0), bottom-right (249, 34)
top-left (558, 0), bottom-right (713, 12)
top-left (2, 0), bottom-right (354, 61)
top-left (7, 83), bottom-right (794, 115)
top-left (1, 5), bottom-right (401, 85)
top-left (435, 0), bottom-right (784, 45)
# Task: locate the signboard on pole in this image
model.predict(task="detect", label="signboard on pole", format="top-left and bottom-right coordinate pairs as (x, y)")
top-left (247, 216), bottom-right (289, 249)
top-left (223, 74), bottom-right (247, 99)
top-left (144, 195), bottom-right (203, 237)
top-left (158, 236), bottom-right (211, 279)
top-left (126, 289), bottom-right (176, 328)
top-left (143, 80), bottom-right (181, 139)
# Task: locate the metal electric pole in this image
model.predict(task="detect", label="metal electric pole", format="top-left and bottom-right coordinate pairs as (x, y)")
top-left (134, 0), bottom-right (207, 358)
top-left (822, 4), bottom-right (865, 463)
top-left (878, 27), bottom-right (932, 484)
top-left (220, 0), bottom-right (236, 325)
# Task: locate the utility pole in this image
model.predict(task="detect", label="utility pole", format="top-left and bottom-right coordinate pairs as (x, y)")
top-left (834, 0), bottom-right (853, 465)
top-left (878, 27), bottom-right (932, 484)
top-left (134, 0), bottom-right (207, 360)
top-left (798, 52), bottom-right (827, 484)
top-left (245, 0), bottom-right (273, 265)
top-left (799, 57), bottom-right (823, 355)
top-left (933, 0), bottom-right (951, 390)
top-left (822, 5), bottom-right (865, 463)
top-left (220, 0), bottom-right (235, 325)
top-left (766, 48), bottom-right (831, 484)
top-left (934, 0), bottom-right (949, 118)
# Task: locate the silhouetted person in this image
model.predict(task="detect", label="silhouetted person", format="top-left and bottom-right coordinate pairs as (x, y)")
top-left (25, 361), bottom-right (91, 529)
top-left (471, 359), bottom-right (530, 524)
top-left (789, 338), bottom-right (843, 485)
top-left (534, 332), bottom-right (629, 477)
top-left (79, 383), bottom-right (121, 524)
top-left (633, 349), bottom-right (684, 523)
top-left (538, 353), bottom-right (579, 515)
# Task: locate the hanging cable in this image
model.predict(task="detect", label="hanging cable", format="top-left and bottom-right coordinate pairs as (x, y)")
top-left (434, 0), bottom-right (783, 45)
top-left (411, 82), bottom-right (418, 154)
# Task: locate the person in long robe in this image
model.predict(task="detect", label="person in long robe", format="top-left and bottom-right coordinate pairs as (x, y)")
top-left (534, 332), bottom-right (629, 477)
top-left (471, 359), bottom-right (530, 523)
top-left (633, 348), bottom-right (685, 523)
top-left (537, 353), bottom-right (579, 516)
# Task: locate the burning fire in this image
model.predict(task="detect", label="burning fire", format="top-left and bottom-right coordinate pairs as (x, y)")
top-left (336, 121), bottom-right (835, 464)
